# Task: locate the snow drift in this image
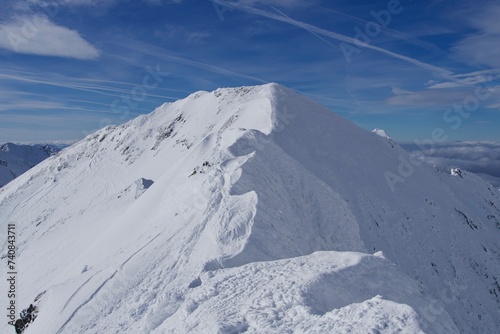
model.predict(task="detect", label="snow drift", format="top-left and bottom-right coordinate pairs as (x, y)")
top-left (1, 83), bottom-right (499, 333)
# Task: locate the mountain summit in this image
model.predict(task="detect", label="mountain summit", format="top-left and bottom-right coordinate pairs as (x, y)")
top-left (1, 83), bottom-right (499, 333)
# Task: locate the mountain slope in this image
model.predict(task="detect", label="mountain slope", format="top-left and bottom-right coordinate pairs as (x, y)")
top-left (0, 143), bottom-right (61, 187)
top-left (1, 83), bottom-right (499, 333)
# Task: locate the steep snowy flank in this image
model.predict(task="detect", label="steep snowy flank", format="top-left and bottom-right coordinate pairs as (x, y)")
top-left (0, 83), bottom-right (499, 334)
top-left (0, 143), bottom-right (61, 187)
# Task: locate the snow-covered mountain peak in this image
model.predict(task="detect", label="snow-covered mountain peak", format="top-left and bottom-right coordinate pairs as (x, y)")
top-left (1, 84), bottom-right (499, 333)
top-left (1, 142), bottom-right (11, 152)
top-left (372, 128), bottom-right (392, 140)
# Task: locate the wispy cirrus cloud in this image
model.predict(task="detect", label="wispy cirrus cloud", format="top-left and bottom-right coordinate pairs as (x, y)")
top-left (109, 38), bottom-right (269, 84)
top-left (232, 0), bottom-right (311, 8)
top-left (0, 68), bottom-right (183, 103)
top-left (211, 0), bottom-right (455, 79)
top-left (30, 0), bottom-right (118, 9)
top-left (385, 84), bottom-right (500, 110)
top-left (154, 24), bottom-right (211, 44)
top-left (0, 15), bottom-right (100, 59)
top-left (386, 87), bottom-right (468, 106)
top-left (450, 3), bottom-right (500, 68)
top-left (353, 1), bottom-right (500, 111)
top-left (427, 71), bottom-right (500, 90)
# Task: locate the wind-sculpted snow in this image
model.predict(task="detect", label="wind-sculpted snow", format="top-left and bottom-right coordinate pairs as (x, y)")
top-left (0, 83), bottom-right (499, 333)
top-left (161, 252), bottom-right (458, 334)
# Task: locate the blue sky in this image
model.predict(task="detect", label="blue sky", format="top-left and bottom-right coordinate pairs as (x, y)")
top-left (0, 0), bottom-right (499, 143)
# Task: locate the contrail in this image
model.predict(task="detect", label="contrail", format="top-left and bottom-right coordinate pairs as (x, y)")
top-left (212, 0), bottom-right (454, 79)
top-left (314, 4), bottom-right (446, 54)
top-left (110, 38), bottom-right (270, 85)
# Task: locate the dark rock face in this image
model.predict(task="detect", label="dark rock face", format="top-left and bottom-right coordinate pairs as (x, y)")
top-left (14, 304), bottom-right (38, 334)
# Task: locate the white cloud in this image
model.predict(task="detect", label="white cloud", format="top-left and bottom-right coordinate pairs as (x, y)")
top-left (401, 141), bottom-right (500, 187)
top-left (31, 0), bottom-right (118, 8)
top-left (0, 16), bottom-right (100, 59)
top-left (386, 87), bottom-right (476, 106)
top-left (175, 0), bottom-right (310, 6)
top-left (236, 0), bottom-right (308, 8)
top-left (451, 4), bottom-right (500, 68)
top-left (427, 69), bottom-right (500, 90)
top-left (155, 24), bottom-right (211, 44)
top-left (386, 83), bottom-right (500, 110)
top-left (212, 0), bottom-right (454, 78)
top-left (452, 35), bottom-right (500, 68)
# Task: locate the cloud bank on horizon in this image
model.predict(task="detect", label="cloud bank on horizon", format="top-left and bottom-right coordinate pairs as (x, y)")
top-left (401, 141), bottom-right (500, 188)
top-left (0, 0), bottom-right (498, 145)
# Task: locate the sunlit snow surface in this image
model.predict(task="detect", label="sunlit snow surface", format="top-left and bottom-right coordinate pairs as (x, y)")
top-left (1, 84), bottom-right (499, 333)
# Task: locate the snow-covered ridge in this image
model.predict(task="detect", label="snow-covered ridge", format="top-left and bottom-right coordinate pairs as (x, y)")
top-left (1, 83), bottom-right (499, 333)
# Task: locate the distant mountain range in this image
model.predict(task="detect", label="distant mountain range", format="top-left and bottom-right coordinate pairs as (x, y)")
top-left (0, 143), bottom-right (63, 187)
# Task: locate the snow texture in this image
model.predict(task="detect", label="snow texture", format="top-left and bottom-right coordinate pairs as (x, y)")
top-left (1, 83), bottom-right (499, 333)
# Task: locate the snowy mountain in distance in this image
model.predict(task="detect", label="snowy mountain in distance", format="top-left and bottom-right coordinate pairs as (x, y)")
top-left (1, 83), bottom-right (499, 334)
top-left (0, 143), bottom-right (62, 188)
top-left (372, 128), bottom-right (392, 140)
